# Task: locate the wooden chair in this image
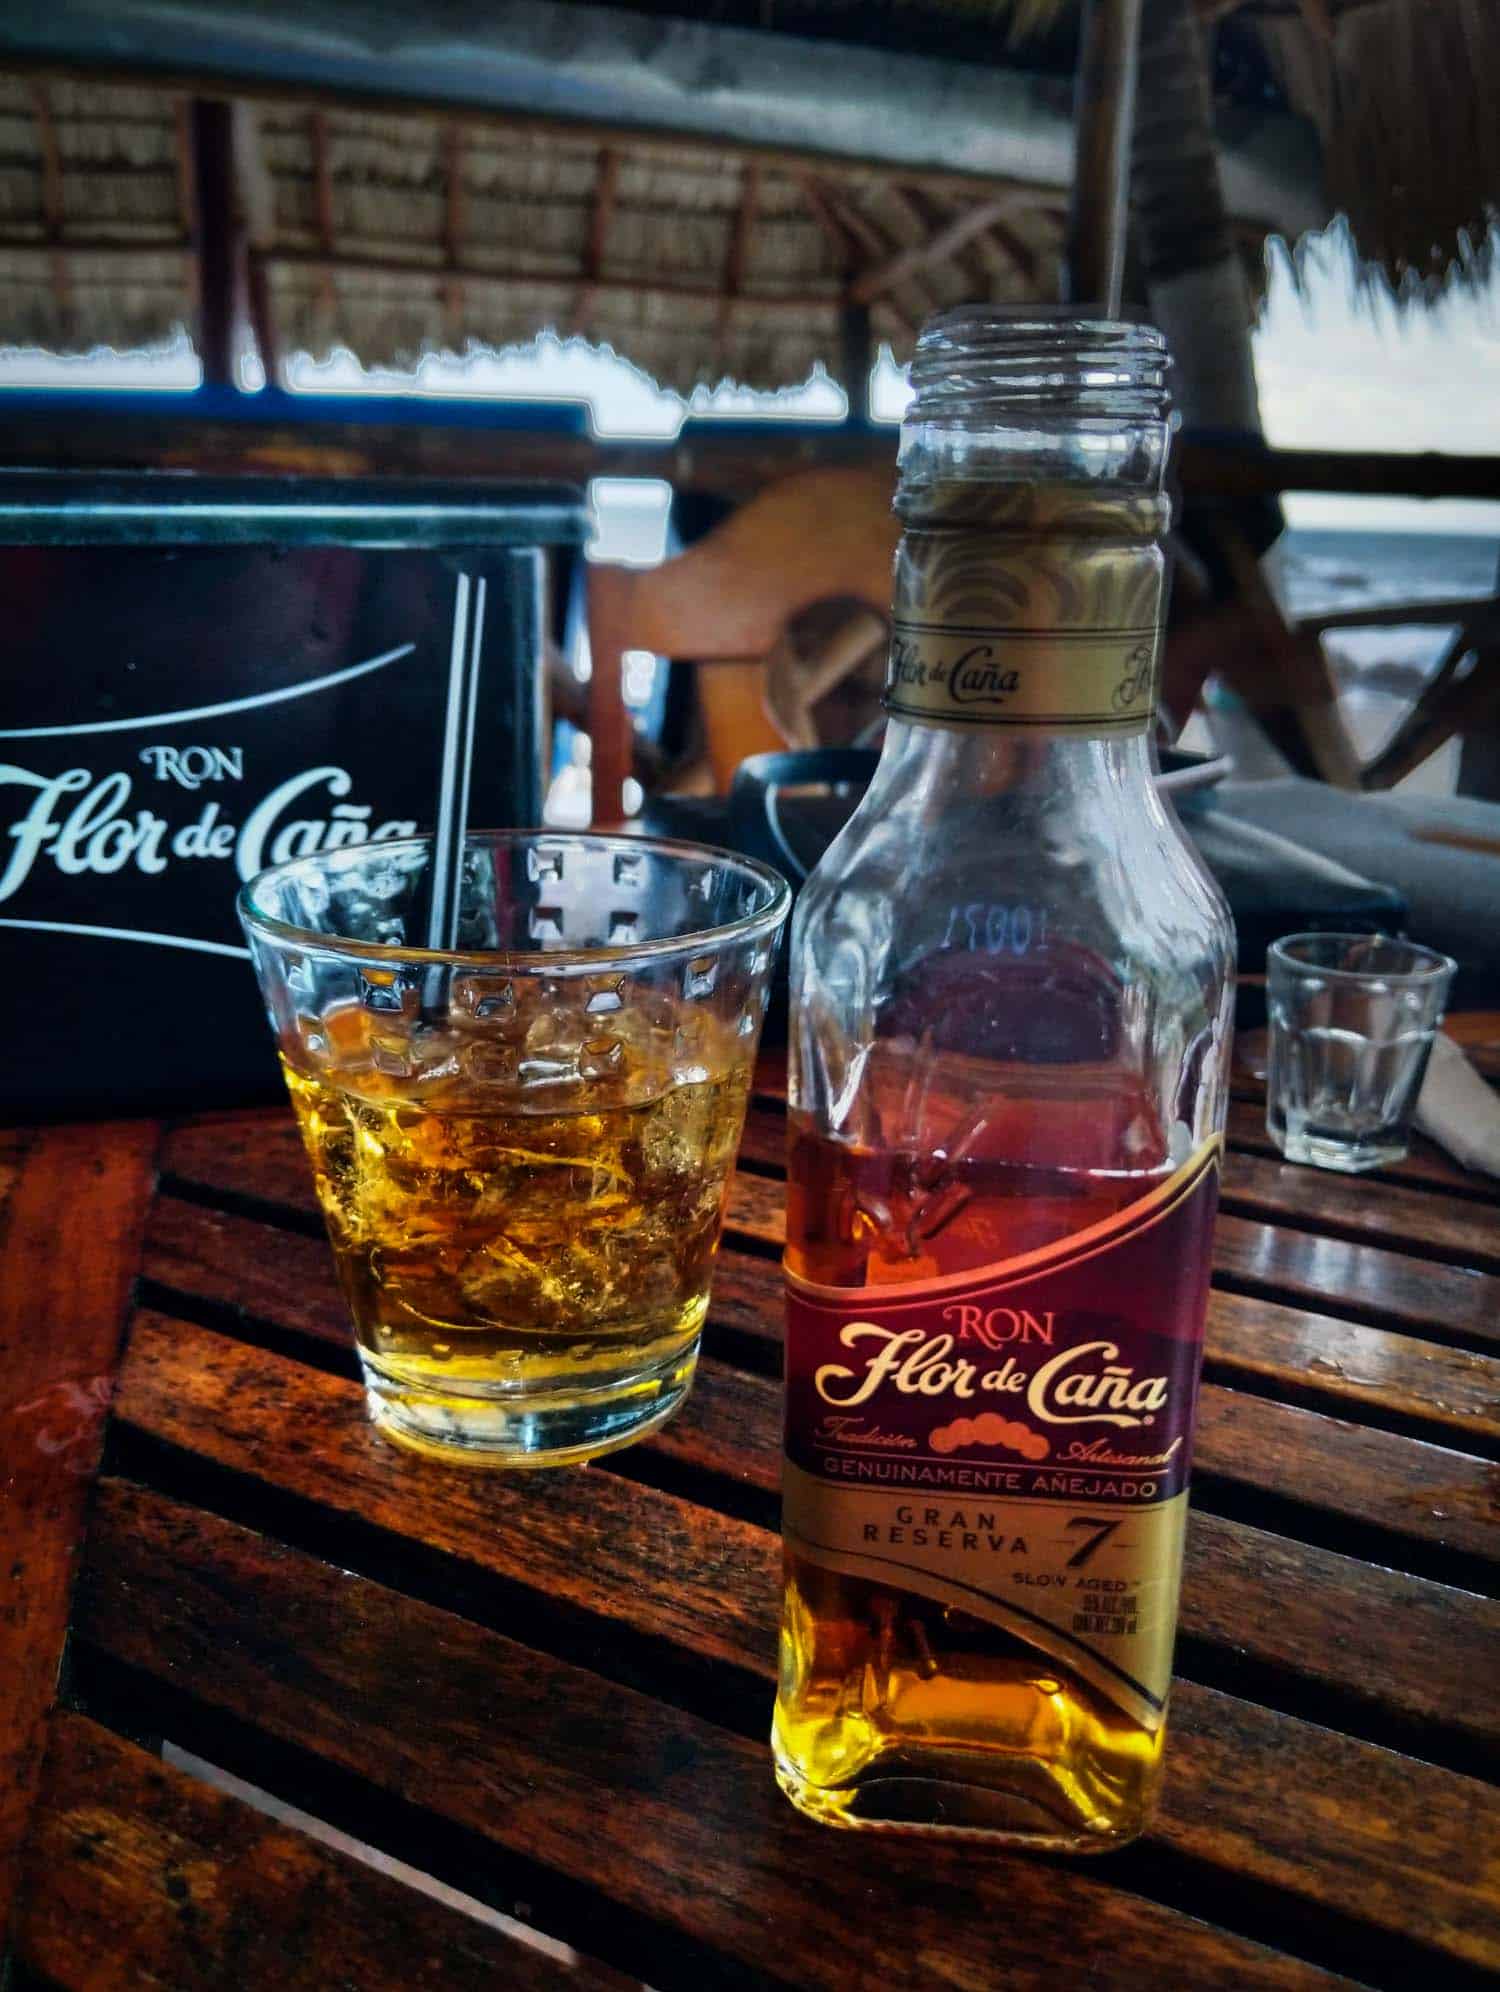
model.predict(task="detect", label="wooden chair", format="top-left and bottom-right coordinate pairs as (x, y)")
top-left (587, 461), bottom-right (1499, 814)
top-left (1298, 581), bottom-right (1500, 792)
top-left (1169, 523), bottom-right (1499, 792)
top-left (585, 467), bottom-right (899, 825)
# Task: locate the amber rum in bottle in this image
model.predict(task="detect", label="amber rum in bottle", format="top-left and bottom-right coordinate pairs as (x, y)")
top-left (773, 311), bottom-right (1234, 1848)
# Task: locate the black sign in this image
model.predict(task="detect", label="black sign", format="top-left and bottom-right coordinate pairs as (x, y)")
top-left (0, 472), bottom-right (588, 1116)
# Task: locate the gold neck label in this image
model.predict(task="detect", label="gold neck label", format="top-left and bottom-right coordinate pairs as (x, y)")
top-left (885, 519), bottom-right (1164, 734)
top-left (886, 620), bottom-right (1158, 731)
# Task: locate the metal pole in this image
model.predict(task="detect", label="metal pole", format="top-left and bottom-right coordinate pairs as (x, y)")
top-left (1065, 0), bottom-right (1143, 315)
top-left (188, 98), bottom-right (240, 387)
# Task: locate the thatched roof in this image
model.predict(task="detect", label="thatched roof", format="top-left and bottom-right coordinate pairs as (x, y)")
top-left (254, 110), bottom-right (1077, 393)
top-left (0, 70), bottom-right (1109, 393)
top-left (997, 0), bottom-right (1498, 296)
top-left (1251, 0), bottom-right (1499, 296)
top-left (0, 77), bottom-right (192, 356)
top-left (2, 73), bottom-right (1090, 391)
top-left (0, 0), bottom-right (1492, 393)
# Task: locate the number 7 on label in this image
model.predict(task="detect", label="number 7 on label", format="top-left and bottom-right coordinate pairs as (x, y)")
top-left (1064, 1517), bottom-right (1123, 1568)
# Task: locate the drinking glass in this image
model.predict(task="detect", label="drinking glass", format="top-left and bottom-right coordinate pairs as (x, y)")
top-left (241, 832), bottom-right (789, 1465)
top-left (1266, 932), bottom-right (1455, 1173)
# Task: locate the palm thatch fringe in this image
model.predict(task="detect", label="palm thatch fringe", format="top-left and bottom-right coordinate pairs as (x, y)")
top-left (1255, 0), bottom-right (1500, 297)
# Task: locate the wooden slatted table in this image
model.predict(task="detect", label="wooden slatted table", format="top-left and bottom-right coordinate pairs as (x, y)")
top-left (3, 1052), bottom-right (1499, 1990)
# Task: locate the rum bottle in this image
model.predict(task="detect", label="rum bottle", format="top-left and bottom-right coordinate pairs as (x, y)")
top-left (774, 310), bottom-right (1234, 1848)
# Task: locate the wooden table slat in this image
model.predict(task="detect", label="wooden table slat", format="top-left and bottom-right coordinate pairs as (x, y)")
top-left (141, 1189), bottom-right (1500, 1495)
top-left (15, 1055), bottom-right (1499, 1989)
top-left (748, 1062), bottom-right (1500, 1205)
top-left (739, 1097), bottom-right (1500, 1272)
top-left (75, 1479), bottom-right (1412, 1991)
top-left (1202, 1287), bottom-right (1500, 1456)
top-left (1224, 1098), bottom-right (1500, 1203)
top-left (119, 1311), bottom-right (773, 1686)
top-left (1210, 1212), bottom-right (1500, 1350)
top-left (0, 1119), bottom-right (158, 1943)
top-left (654, 1331), bottom-right (1500, 1590)
top-left (135, 1190), bottom-right (1500, 1588)
top-left (160, 1103), bottom-right (1500, 1360)
top-left (721, 1166), bottom-right (1500, 1353)
top-left (1219, 1148), bottom-right (1500, 1270)
top-left (137, 1163), bottom-right (1500, 1593)
top-left (16, 1712), bottom-right (632, 1992)
top-left (113, 1314), bottom-right (1500, 1776)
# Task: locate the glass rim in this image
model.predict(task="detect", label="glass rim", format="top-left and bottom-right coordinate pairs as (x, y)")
top-left (1267, 930), bottom-right (1457, 986)
top-left (238, 828), bottom-right (792, 972)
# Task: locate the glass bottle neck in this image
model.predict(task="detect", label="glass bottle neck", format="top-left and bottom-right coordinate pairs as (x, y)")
top-left (887, 315), bottom-right (1173, 741)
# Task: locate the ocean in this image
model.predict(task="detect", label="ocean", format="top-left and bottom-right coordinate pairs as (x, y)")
top-left (1276, 528), bottom-right (1498, 626)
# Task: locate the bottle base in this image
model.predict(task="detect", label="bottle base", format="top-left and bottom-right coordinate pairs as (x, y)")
top-left (773, 1740), bottom-right (1147, 1852)
top-left (1272, 1125), bottom-right (1408, 1174)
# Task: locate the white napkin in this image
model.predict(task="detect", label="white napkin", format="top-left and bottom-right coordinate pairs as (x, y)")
top-left (1415, 1033), bottom-right (1500, 1179)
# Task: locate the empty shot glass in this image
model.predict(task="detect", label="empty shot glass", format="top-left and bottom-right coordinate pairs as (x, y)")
top-left (1266, 932), bottom-right (1456, 1173)
top-left (241, 832), bottom-right (789, 1465)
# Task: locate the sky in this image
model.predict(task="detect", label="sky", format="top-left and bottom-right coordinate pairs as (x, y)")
top-left (2, 220), bottom-right (1496, 534)
top-left (1250, 226), bottom-right (1500, 534)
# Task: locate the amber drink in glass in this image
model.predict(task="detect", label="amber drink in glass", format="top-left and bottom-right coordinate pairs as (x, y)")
top-left (242, 831), bottom-right (788, 1465)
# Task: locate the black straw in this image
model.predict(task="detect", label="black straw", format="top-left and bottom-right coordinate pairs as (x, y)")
top-left (425, 570), bottom-right (487, 954)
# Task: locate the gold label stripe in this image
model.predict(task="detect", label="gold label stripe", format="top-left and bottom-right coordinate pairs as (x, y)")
top-left (893, 621), bottom-right (1159, 640)
top-left (882, 704), bottom-right (1152, 731)
top-left (884, 618), bottom-right (1159, 732)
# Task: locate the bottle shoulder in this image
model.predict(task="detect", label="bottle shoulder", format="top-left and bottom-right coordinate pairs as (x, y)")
top-left (789, 766), bottom-right (1235, 1146)
top-left (794, 782), bottom-right (1234, 981)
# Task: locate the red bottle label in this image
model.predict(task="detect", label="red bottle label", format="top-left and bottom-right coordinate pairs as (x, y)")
top-left (783, 1137), bottom-right (1222, 1721)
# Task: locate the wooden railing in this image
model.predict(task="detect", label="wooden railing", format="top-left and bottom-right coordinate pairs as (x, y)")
top-left (3, 395), bottom-right (1499, 506)
top-left (2, 397), bottom-right (1495, 790)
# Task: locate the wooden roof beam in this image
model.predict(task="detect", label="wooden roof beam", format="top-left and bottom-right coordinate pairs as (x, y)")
top-left (308, 106), bottom-right (336, 326)
top-left (725, 160), bottom-right (761, 300)
top-left (0, 238), bottom-right (207, 260)
top-left (849, 194), bottom-right (1032, 306)
top-left (716, 159), bottom-right (761, 369)
top-left (443, 120), bottom-right (466, 348)
top-left (173, 99), bottom-right (197, 240)
top-left (864, 182), bottom-right (947, 323)
top-left (930, 177), bottom-right (1045, 292)
top-left (910, 183), bottom-right (995, 298)
top-left (572, 143), bottom-right (619, 336)
top-left (791, 171), bottom-right (851, 275)
top-left (791, 168), bottom-right (880, 401)
top-left (28, 81), bottom-right (72, 334)
top-left (0, 0), bottom-right (1324, 235)
top-left (30, 81), bottom-right (64, 236)
top-left (268, 246), bottom-right (838, 314)
top-left (309, 109), bottom-right (335, 251)
top-left (823, 194), bottom-right (923, 335)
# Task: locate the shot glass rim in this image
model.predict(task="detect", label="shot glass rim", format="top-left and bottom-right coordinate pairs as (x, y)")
top-left (1267, 930), bottom-right (1457, 989)
top-left (238, 828), bottom-right (792, 972)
